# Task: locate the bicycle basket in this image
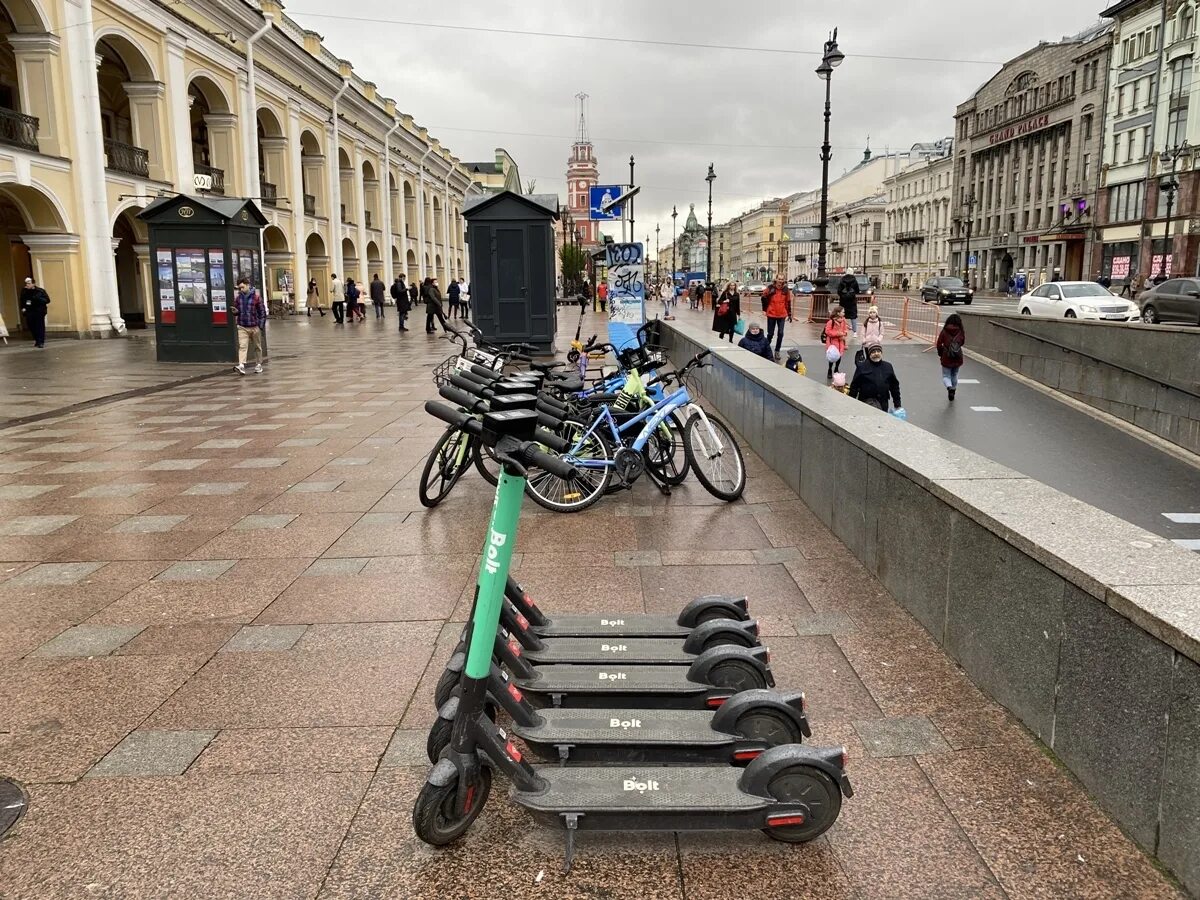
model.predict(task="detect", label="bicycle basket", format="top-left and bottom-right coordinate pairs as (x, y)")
top-left (432, 354), bottom-right (460, 387)
top-left (617, 344), bottom-right (667, 371)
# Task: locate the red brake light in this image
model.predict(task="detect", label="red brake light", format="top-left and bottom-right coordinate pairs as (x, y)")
top-left (507, 639), bottom-right (522, 658)
top-left (504, 740), bottom-right (523, 763)
top-left (733, 749), bottom-right (761, 761)
top-left (523, 593), bottom-right (537, 609)
top-left (515, 613), bottom-right (529, 631)
top-left (705, 696), bottom-right (727, 708)
top-left (767, 813), bottom-right (806, 827)
top-left (506, 683), bottom-right (523, 702)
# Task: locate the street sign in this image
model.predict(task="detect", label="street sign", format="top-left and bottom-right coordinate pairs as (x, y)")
top-left (193, 173), bottom-right (213, 191)
top-left (968, 254), bottom-right (977, 268)
top-left (784, 224), bottom-right (821, 242)
top-left (590, 186), bottom-right (623, 220)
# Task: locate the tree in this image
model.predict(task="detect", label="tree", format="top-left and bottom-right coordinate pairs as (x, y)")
top-left (560, 244), bottom-right (588, 293)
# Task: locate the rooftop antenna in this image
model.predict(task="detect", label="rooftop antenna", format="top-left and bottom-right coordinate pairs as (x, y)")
top-left (575, 92), bottom-right (589, 142)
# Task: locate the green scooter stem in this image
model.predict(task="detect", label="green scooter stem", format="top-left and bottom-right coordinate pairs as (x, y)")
top-left (464, 470), bottom-right (525, 680)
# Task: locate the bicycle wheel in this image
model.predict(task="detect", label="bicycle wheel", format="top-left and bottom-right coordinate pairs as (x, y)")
top-left (644, 411), bottom-right (690, 486)
top-left (472, 438), bottom-right (501, 487)
top-left (682, 411), bottom-right (746, 501)
top-left (418, 425), bottom-right (473, 508)
top-left (525, 420), bottom-right (613, 513)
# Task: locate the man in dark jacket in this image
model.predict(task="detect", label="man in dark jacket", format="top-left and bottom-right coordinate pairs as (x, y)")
top-left (19, 277), bottom-right (49, 348)
top-left (849, 339), bottom-right (901, 412)
top-left (370, 274), bottom-right (386, 319)
top-left (391, 275), bottom-right (410, 331)
top-left (736, 321), bottom-right (775, 361)
top-left (447, 279), bottom-right (462, 319)
top-left (836, 270), bottom-right (860, 334)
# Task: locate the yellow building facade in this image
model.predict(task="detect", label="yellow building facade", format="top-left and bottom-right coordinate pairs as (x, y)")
top-left (0, 0), bottom-right (474, 337)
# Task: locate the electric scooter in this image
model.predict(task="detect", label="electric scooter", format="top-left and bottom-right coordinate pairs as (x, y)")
top-left (414, 401), bottom-right (851, 867)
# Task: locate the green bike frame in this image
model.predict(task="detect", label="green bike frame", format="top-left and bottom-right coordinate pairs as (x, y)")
top-left (465, 470), bottom-right (525, 679)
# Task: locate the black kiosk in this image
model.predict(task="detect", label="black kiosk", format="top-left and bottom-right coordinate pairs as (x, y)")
top-left (139, 195), bottom-right (267, 363)
top-left (464, 191), bottom-right (558, 353)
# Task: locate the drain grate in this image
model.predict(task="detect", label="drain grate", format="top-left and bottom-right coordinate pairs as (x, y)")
top-left (0, 778), bottom-right (28, 838)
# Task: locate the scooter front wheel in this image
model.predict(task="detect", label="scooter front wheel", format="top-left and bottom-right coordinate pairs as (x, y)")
top-left (412, 766), bottom-right (492, 846)
top-left (762, 767), bottom-right (841, 844)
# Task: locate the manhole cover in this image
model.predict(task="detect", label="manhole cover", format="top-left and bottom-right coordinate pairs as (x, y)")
top-left (0, 778), bottom-right (28, 838)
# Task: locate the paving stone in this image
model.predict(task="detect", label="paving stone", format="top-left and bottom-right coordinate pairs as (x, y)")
top-left (196, 439), bottom-right (251, 449)
top-left (73, 483), bottom-right (154, 498)
top-left (288, 481), bottom-right (343, 493)
top-left (32, 624), bottom-right (146, 658)
top-left (5, 561), bottom-right (106, 586)
top-left (38, 442), bottom-right (100, 453)
top-left (147, 459), bottom-right (209, 471)
top-left (120, 439), bottom-right (180, 451)
top-left (235, 424), bottom-right (284, 432)
top-left (156, 560), bottom-right (238, 581)
top-left (232, 514), bottom-right (297, 531)
top-left (753, 546), bottom-right (803, 564)
top-left (302, 558), bottom-right (369, 577)
top-left (379, 728), bottom-right (427, 767)
top-left (161, 426), bottom-right (218, 434)
top-left (0, 460), bottom-right (42, 474)
top-left (108, 515), bottom-right (189, 534)
top-left (233, 458), bottom-right (287, 469)
top-left (87, 729), bottom-right (217, 777)
top-left (183, 481), bottom-right (249, 496)
top-left (140, 416), bottom-right (195, 424)
top-left (0, 484), bottom-right (60, 500)
top-left (221, 625), bottom-right (308, 653)
top-left (855, 716), bottom-right (952, 758)
top-left (329, 457), bottom-right (372, 466)
top-left (278, 438), bottom-right (326, 447)
top-left (47, 461), bottom-right (126, 473)
top-left (206, 414), bottom-right (251, 422)
top-left (0, 515), bottom-right (78, 535)
top-left (793, 611), bottom-right (859, 636)
top-left (616, 550), bottom-right (661, 567)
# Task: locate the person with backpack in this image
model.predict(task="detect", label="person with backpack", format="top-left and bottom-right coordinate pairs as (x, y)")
top-left (821, 305), bottom-right (850, 379)
top-left (835, 268), bottom-right (860, 333)
top-left (392, 275), bottom-right (410, 332)
top-left (849, 339), bottom-right (902, 412)
top-left (231, 278), bottom-right (266, 374)
top-left (936, 313), bottom-right (967, 402)
top-left (18, 276), bottom-right (50, 348)
top-left (760, 276), bottom-right (793, 361)
top-left (712, 281), bottom-right (740, 342)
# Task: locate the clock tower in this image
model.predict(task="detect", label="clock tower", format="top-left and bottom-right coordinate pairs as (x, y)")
top-left (566, 92), bottom-right (599, 246)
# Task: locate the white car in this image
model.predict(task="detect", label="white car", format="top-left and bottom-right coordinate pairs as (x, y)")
top-left (745, 284), bottom-right (766, 296)
top-left (1018, 281), bottom-right (1140, 321)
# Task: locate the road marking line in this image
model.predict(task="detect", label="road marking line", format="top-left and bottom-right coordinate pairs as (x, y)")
top-left (970, 406), bottom-right (1002, 412)
top-left (958, 379), bottom-right (980, 384)
top-left (1163, 513), bottom-right (1200, 523)
top-left (1172, 539), bottom-right (1200, 551)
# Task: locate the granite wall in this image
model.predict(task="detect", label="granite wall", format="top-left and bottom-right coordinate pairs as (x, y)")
top-left (657, 317), bottom-right (1200, 895)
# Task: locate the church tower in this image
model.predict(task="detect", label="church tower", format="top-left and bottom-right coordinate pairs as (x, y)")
top-left (566, 93), bottom-right (599, 246)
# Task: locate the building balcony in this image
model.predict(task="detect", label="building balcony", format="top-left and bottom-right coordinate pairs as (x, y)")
top-left (304, 194), bottom-right (316, 217)
top-left (195, 163), bottom-right (224, 195)
top-left (260, 180), bottom-right (278, 207)
top-left (0, 107), bottom-right (39, 152)
top-left (104, 138), bottom-right (149, 179)
top-left (895, 231), bottom-right (925, 244)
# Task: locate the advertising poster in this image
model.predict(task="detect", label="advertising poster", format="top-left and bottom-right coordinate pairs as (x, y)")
top-left (156, 249), bottom-right (176, 324)
top-left (175, 248), bottom-right (209, 306)
top-left (606, 242), bottom-right (645, 351)
top-left (237, 250), bottom-right (253, 288)
top-left (251, 250), bottom-right (262, 292)
top-left (1111, 256), bottom-right (1131, 280)
top-left (209, 249), bottom-right (228, 325)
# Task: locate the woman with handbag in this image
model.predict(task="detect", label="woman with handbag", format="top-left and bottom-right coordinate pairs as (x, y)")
top-left (822, 306), bottom-right (850, 380)
top-left (711, 281), bottom-right (740, 342)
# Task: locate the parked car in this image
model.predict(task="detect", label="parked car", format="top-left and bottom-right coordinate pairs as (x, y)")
top-left (795, 279), bottom-right (814, 294)
top-left (1018, 281), bottom-right (1139, 320)
top-left (1136, 278), bottom-right (1200, 325)
top-left (854, 274), bottom-right (876, 298)
top-left (744, 284), bottom-right (766, 296)
top-left (920, 276), bottom-right (973, 305)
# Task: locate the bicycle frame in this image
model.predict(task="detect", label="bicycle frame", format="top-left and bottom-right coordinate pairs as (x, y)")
top-left (567, 383), bottom-right (692, 471)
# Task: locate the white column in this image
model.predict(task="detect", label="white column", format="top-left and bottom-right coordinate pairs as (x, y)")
top-left (62, 0), bottom-right (122, 332)
top-left (287, 100), bottom-right (305, 308)
top-left (164, 29), bottom-right (191, 190)
top-left (327, 121), bottom-right (342, 277)
top-left (442, 179), bottom-right (452, 285)
top-left (397, 173), bottom-right (408, 276)
top-left (237, 68), bottom-right (258, 198)
top-left (353, 142), bottom-right (367, 283)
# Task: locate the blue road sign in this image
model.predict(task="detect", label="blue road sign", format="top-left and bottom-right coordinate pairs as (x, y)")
top-left (968, 254), bottom-right (978, 268)
top-left (590, 185), bottom-right (623, 220)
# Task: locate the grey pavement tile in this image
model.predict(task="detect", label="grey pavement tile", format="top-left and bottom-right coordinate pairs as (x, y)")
top-left (855, 716), bottom-right (953, 758)
top-left (379, 729), bottom-right (427, 767)
top-left (0, 461), bottom-right (42, 474)
top-left (86, 729), bottom-right (217, 777)
top-left (140, 416), bottom-right (196, 424)
top-left (119, 440), bottom-right (179, 451)
top-left (614, 505), bottom-right (657, 517)
top-left (302, 401), bottom-right (337, 408)
top-left (32, 624), bottom-right (146, 658)
top-left (161, 426), bottom-right (219, 434)
top-left (0, 515), bottom-right (79, 535)
top-left (183, 482), bottom-right (248, 496)
top-left (233, 458), bottom-right (287, 469)
top-left (221, 624), bottom-right (308, 652)
top-left (206, 414), bottom-right (252, 422)
top-left (155, 560), bottom-right (238, 581)
top-left (5, 561), bottom-right (106, 586)
top-left (794, 612), bottom-right (859, 636)
top-left (195, 439), bottom-right (251, 449)
top-left (287, 481), bottom-right (343, 493)
top-left (329, 457), bottom-right (372, 467)
top-left (108, 515), bottom-right (189, 534)
top-left (46, 461), bottom-right (125, 473)
top-left (356, 513), bottom-right (407, 528)
top-left (616, 550), bottom-right (661, 567)
top-left (753, 546), bottom-right (804, 564)
top-left (235, 424), bottom-right (284, 432)
top-left (312, 423), bottom-right (345, 430)
top-left (147, 459), bottom-right (209, 471)
top-left (278, 438), bottom-right (326, 448)
top-left (233, 514), bottom-right (297, 531)
top-left (271, 412), bottom-right (315, 420)
top-left (73, 483), bottom-right (155, 498)
top-left (301, 558), bottom-right (369, 577)
top-left (0, 484), bottom-right (60, 500)
top-left (38, 442), bottom-right (101, 453)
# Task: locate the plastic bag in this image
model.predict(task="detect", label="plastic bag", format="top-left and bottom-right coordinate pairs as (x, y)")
top-left (890, 407), bottom-right (907, 421)
top-left (825, 346), bottom-right (841, 363)
top-left (733, 317), bottom-right (747, 335)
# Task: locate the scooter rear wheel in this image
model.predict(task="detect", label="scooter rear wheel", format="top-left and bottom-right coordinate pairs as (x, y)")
top-left (412, 766), bottom-right (492, 846)
top-left (761, 767), bottom-right (841, 844)
top-left (427, 704), bottom-right (498, 763)
top-left (433, 664), bottom-right (461, 709)
top-left (707, 658), bottom-right (769, 691)
top-left (734, 708), bottom-right (804, 747)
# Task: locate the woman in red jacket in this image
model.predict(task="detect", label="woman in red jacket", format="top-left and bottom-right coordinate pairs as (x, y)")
top-left (936, 313), bottom-right (966, 402)
top-left (822, 306), bottom-right (850, 379)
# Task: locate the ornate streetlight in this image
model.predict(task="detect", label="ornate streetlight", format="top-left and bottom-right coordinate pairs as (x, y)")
top-left (815, 28), bottom-right (845, 293)
top-left (1158, 141), bottom-right (1188, 279)
top-left (671, 204), bottom-right (678, 290)
top-left (705, 164), bottom-right (716, 283)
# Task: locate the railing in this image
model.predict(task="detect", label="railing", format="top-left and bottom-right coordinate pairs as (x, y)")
top-left (0, 107), bottom-right (39, 152)
top-left (104, 138), bottom-right (149, 178)
top-left (195, 163), bottom-right (225, 195)
top-left (304, 194), bottom-right (316, 216)
top-left (260, 180), bottom-right (277, 206)
top-left (895, 231), bottom-right (925, 244)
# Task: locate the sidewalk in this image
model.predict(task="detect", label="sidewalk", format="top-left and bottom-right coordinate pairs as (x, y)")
top-left (0, 312), bottom-right (1181, 898)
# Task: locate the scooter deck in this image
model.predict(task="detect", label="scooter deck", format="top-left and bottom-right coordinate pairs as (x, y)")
top-left (513, 708), bottom-right (730, 747)
top-left (522, 638), bottom-right (694, 666)
top-left (515, 664), bottom-right (704, 696)
top-left (535, 615), bottom-right (692, 639)
top-left (514, 765), bottom-right (761, 814)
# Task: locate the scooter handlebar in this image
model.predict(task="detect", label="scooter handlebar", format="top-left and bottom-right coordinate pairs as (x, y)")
top-left (425, 401), bottom-right (483, 434)
top-left (438, 385), bottom-right (487, 411)
top-left (520, 443), bottom-right (578, 481)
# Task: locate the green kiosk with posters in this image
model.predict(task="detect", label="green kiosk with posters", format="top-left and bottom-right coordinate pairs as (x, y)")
top-left (139, 195), bottom-right (267, 363)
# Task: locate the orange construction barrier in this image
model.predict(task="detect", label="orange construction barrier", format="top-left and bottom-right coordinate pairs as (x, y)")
top-left (894, 296), bottom-right (942, 347)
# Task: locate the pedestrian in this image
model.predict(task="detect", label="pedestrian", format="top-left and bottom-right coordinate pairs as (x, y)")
top-left (901, 276), bottom-right (910, 292)
top-left (447, 278), bottom-right (462, 319)
top-left (370, 274), bottom-right (386, 318)
top-left (835, 268), bottom-right (860, 333)
top-left (409, 279), bottom-right (419, 312)
top-left (1097, 273), bottom-right (1112, 291)
top-left (784, 347), bottom-right (805, 374)
top-left (392, 275), bottom-right (410, 331)
top-left (849, 339), bottom-right (902, 412)
top-left (232, 277), bottom-right (266, 374)
top-left (423, 276), bottom-right (448, 333)
top-left (658, 280), bottom-right (672, 320)
top-left (18, 276), bottom-right (49, 348)
top-left (330, 273), bottom-right (344, 324)
top-left (345, 278), bottom-right (363, 323)
top-left (936, 312), bottom-right (966, 402)
top-left (1052, 267), bottom-right (1063, 283)
top-left (712, 281), bottom-right (740, 342)
top-left (761, 276), bottom-right (793, 361)
top-left (822, 305), bottom-right (849, 379)
top-left (736, 320), bottom-right (775, 361)
top-left (862, 305), bottom-right (884, 344)
top-left (305, 278), bottom-right (326, 317)
top-left (597, 281), bottom-right (608, 313)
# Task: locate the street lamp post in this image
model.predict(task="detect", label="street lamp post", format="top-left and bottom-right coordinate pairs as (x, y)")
top-left (655, 223), bottom-right (660, 285)
top-left (862, 219), bottom-right (870, 274)
top-left (706, 164), bottom-right (716, 284)
top-left (815, 28), bottom-right (845, 293)
top-left (1159, 142), bottom-right (1187, 278)
top-left (671, 205), bottom-right (678, 290)
top-left (961, 190), bottom-right (976, 288)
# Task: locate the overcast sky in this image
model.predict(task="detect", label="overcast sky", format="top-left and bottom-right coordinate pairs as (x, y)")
top-left (288, 0), bottom-right (1107, 234)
